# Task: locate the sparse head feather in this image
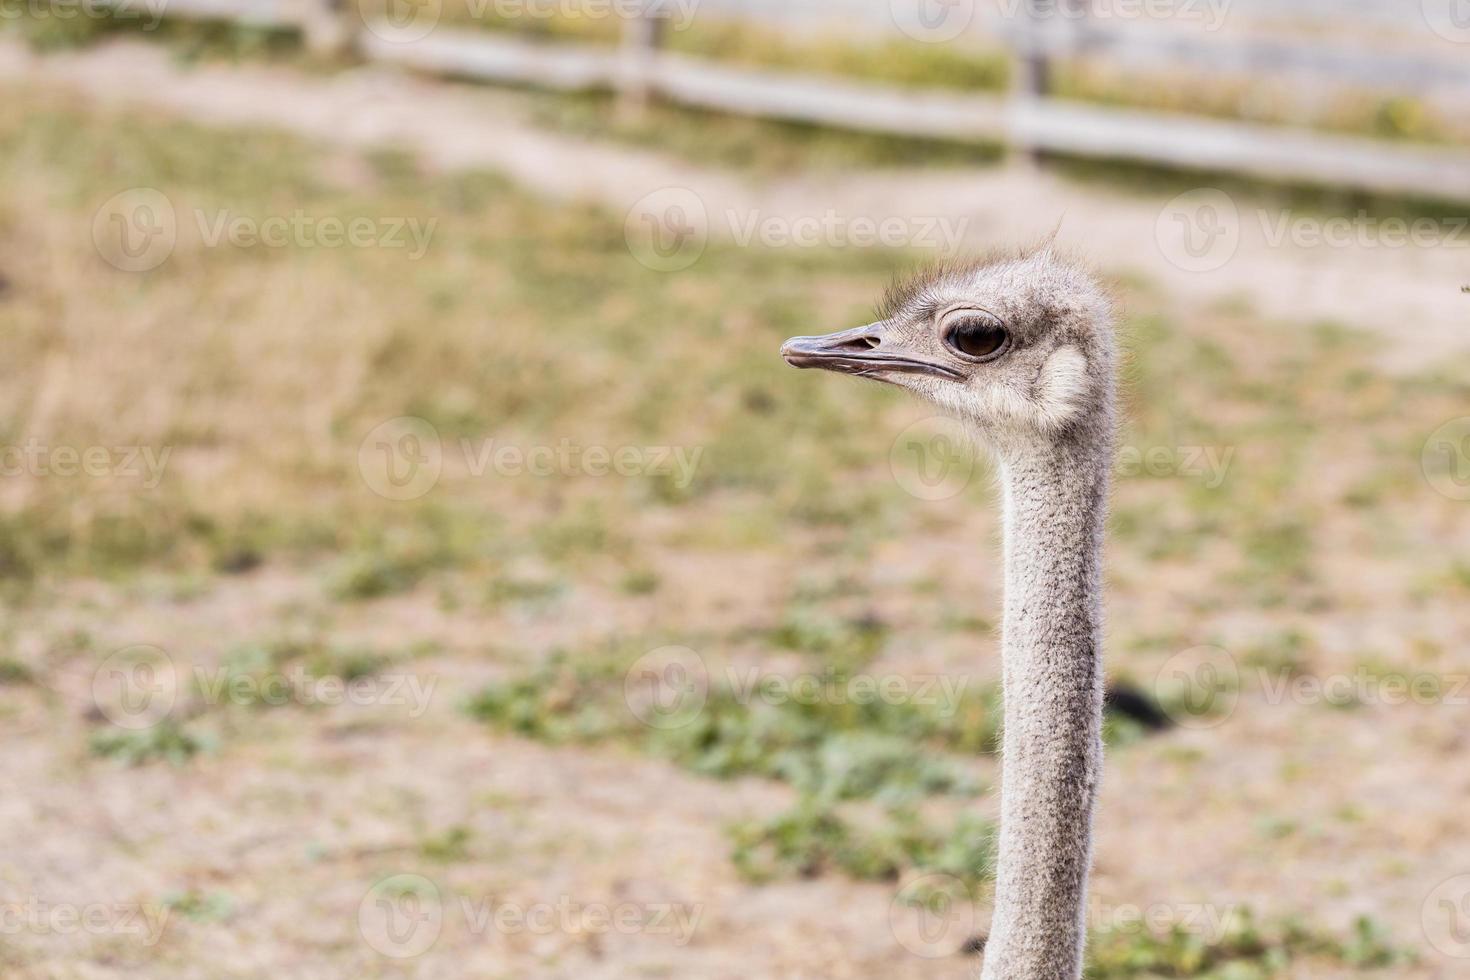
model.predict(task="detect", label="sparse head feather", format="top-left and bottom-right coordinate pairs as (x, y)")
top-left (876, 243), bottom-right (1048, 324)
top-left (876, 239), bottom-right (1096, 319)
top-left (877, 243), bottom-right (1117, 444)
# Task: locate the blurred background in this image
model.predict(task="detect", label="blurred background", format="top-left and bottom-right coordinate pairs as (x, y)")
top-left (2, 0), bottom-right (1469, 976)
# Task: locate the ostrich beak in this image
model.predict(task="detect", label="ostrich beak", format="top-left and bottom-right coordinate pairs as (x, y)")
top-left (780, 323), bottom-right (963, 381)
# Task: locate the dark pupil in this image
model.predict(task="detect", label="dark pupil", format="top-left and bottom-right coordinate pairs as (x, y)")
top-left (950, 318), bottom-right (1007, 358)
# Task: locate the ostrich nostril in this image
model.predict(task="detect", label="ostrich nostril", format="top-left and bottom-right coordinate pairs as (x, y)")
top-left (782, 323), bottom-right (910, 374)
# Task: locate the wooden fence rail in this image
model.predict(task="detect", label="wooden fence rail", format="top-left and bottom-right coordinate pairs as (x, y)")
top-left (998, 20), bottom-right (1470, 93)
top-left (101, 0), bottom-right (1470, 203)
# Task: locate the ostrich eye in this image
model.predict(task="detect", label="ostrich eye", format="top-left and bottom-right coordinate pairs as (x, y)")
top-left (943, 312), bottom-right (1011, 361)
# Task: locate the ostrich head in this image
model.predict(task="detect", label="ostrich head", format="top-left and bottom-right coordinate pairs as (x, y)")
top-left (781, 246), bottom-right (1115, 457)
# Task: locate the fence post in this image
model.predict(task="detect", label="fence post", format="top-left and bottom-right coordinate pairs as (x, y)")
top-left (618, 6), bottom-right (665, 119)
top-left (1010, 0), bottom-right (1052, 165)
top-left (302, 0), bottom-right (352, 58)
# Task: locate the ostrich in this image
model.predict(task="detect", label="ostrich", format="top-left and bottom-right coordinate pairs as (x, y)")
top-left (781, 246), bottom-right (1115, 980)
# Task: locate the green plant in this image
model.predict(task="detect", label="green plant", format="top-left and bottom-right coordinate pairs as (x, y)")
top-left (90, 720), bottom-right (210, 766)
top-left (0, 658), bottom-right (33, 685)
top-left (420, 825), bottom-right (473, 862)
top-left (728, 798), bottom-right (996, 886)
top-left (1087, 908), bottom-right (1413, 978)
top-left (162, 890), bottom-right (235, 924)
top-left (466, 649), bottom-right (995, 804)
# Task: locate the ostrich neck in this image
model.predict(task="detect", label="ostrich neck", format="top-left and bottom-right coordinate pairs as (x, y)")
top-left (980, 441), bottom-right (1109, 980)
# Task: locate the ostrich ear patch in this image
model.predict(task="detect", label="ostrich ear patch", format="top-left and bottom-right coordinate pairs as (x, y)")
top-left (1032, 345), bottom-right (1090, 431)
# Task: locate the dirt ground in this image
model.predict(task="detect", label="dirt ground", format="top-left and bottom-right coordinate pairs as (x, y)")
top-left (4, 544), bottom-right (1469, 978)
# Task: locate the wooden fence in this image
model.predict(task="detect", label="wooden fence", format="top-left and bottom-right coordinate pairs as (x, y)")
top-left (104, 0), bottom-right (1470, 202)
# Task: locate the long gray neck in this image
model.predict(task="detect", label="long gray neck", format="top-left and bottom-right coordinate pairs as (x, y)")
top-left (979, 436), bottom-right (1110, 980)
